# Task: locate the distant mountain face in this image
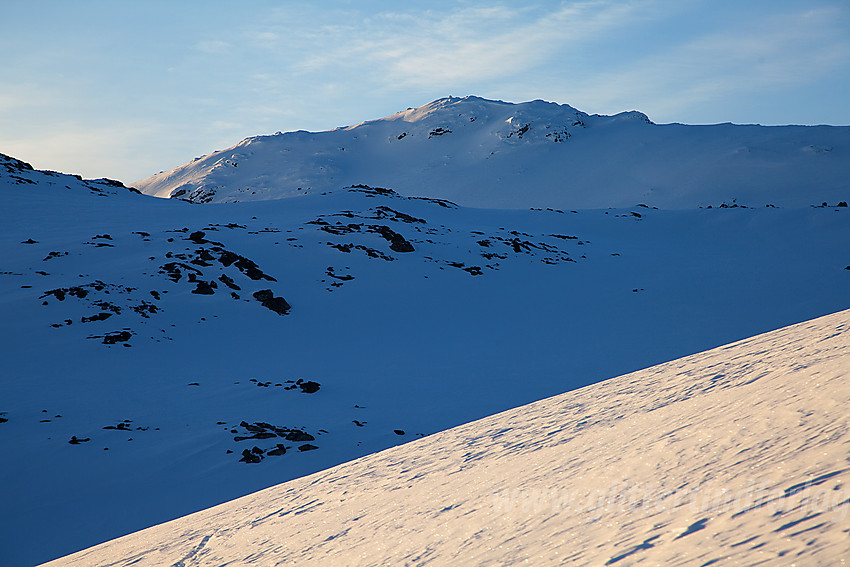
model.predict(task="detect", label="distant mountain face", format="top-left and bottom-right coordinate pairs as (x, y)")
top-left (134, 95), bottom-right (850, 209)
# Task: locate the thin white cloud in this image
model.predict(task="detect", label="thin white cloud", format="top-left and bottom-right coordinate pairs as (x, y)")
top-left (558, 5), bottom-right (850, 122)
top-left (195, 39), bottom-right (232, 55)
top-left (237, 2), bottom-right (655, 87)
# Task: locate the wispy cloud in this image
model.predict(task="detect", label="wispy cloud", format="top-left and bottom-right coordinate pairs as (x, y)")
top-left (248, 2), bottom-right (652, 89)
top-left (553, 5), bottom-right (850, 122)
top-left (230, 1), bottom-right (848, 124)
top-left (195, 39), bottom-right (233, 55)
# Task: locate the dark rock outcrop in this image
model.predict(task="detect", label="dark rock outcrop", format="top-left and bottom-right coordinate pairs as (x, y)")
top-left (253, 289), bottom-right (291, 315)
top-left (373, 225), bottom-right (414, 252)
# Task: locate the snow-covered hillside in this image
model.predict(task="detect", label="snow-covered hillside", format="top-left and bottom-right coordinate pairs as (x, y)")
top-left (44, 308), bottom-right (850, 566)
top-left (134, 96), bottom-right (850, 209)
top-left (2, 150), bottom-right (849, 566)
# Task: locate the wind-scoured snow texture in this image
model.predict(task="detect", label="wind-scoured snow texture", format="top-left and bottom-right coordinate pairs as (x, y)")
top-left (133, 96), bottom-right (850, 209)
top-left (45, 309), bottom-right (850, 566)
top-left (2, 154), bottom-right (849, 565)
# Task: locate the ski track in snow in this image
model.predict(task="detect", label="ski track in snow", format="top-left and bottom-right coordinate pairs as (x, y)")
top-left (44, 309), bottom-right (850, 566)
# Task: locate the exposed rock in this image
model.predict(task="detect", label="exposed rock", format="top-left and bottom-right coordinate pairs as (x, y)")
top-left (285, 430), bottom-right (315, 442)
top-left (298, 380), bottom-right (320, 394)
top-left (234, 432), bottom-right (278, 442)
top-left (347, 184), bottom-right (397, 197)
top-left (253, 289), bottom-right (291, 315)
top-left (159, 262), bottom-right (202, 283)
top-left (375, 206), bottom-right (426, 224)
top-left (192, 281), bottom-right (216, 295)
top-left (372, 225), bottom-right (414, 252)
top-left (234, 256), bottom-right (276, 281)
top-left (239, 449), bottom-right (262, 463)
top-left (102, 331), bottom-right (132, 345)
top-left (218, 274), bottom-right (240, 290)
top-left (267, 444), bottom-right (287, 456)
top-left (81, 313), bottom-right (113, 323)
top-left (43, 251), bottom-right (68, 261)
top-left (325, 267), bottom-right (354, 281)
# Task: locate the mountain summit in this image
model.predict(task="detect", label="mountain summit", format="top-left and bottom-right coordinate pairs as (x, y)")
top-left (134, 95), bottom-right (849, 209)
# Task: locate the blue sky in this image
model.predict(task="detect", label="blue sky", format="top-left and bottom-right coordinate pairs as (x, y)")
top-left (2, 0), bottom-right (848, 182)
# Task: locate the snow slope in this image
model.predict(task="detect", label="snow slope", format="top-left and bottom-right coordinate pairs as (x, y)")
top-left (1, 145), bottom-right (848, 567)
top-left (134, 96), bottom-right (850, 209)
top-left (44, 308), bottom-right (850, 566)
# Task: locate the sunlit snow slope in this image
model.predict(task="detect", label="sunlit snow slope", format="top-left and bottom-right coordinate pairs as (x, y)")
top-left (45, 309), bottom-right (850, 566)
top-left (134, 96), bottom-right (850, 209)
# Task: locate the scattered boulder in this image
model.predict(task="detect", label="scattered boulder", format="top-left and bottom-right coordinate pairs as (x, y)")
top-left (81, 313), bottom-right (112, 323)
top-left (239, 449), bottom-right (262, 463)
top-left (253, 289), bottom-right (291, 315)
top-left (102, 331), bottom-right (132, 345)
top-left (298, 444), bottom-right (318, 452)
top-left (218, 274), bottom-right (240, 290)
top-left (298, 380), bottom-right (320, 394)
top-left (43, 251), bottom-right (68, 261)
top-left (192, 281), bottom-right (216, 295)
top-left (285, 430), bottom-right (315, 442)
top-left (68, 436), bottom-right (90, 444)
top-left (267, 444), bottom-right (287, 456)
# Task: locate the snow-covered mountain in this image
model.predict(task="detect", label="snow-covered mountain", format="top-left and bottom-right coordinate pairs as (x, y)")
top-left (44, 308), bottom-right (850, 566)
top-left (1, 94), bottom-right (849, 567)
top-left (134, 96), bottom-right (850, 209)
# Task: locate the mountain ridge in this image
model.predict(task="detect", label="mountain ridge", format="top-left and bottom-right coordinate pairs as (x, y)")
top-left (133, 95), bottom-right (849, 209)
